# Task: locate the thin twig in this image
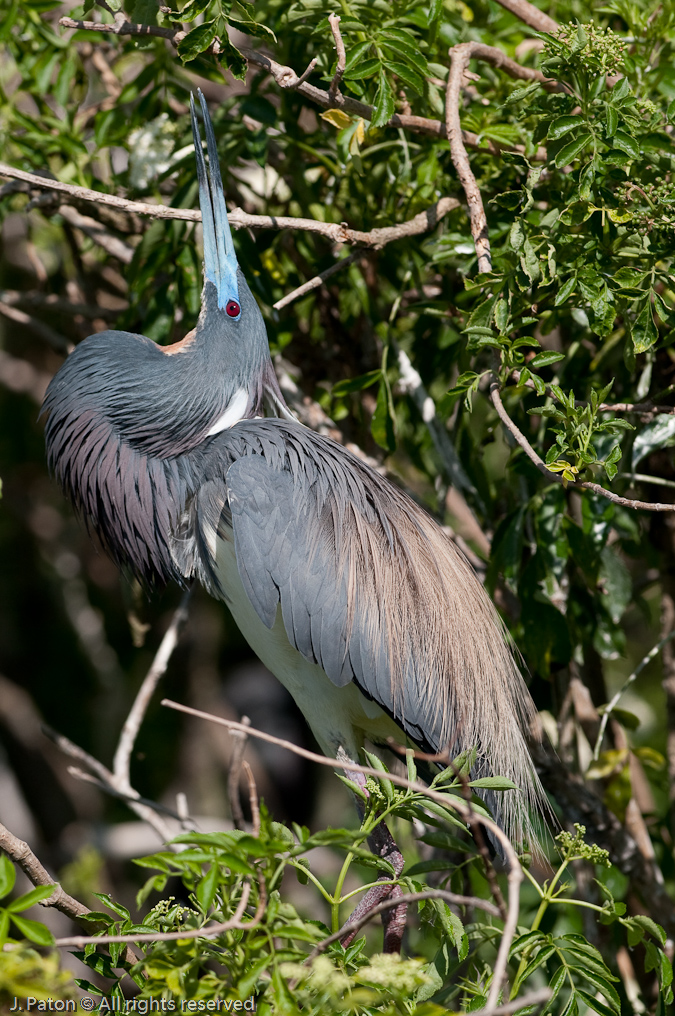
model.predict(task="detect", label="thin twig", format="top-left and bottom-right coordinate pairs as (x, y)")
top-left (243, 760), bottom-right (260, 836)
top-left (43, 726), bottom-right (178, 843)
top-left (161, 698), bottom-right (523, 1010)
top-left (489, 378), bottom-right (675, 512)
top-left (308, 888), bottom-right (502, 959)
top-left (328, 14), bottom-right (346, 99)
top-left (0, 821), bottom-right (139, 964)
top-left (593, 629), bottom-right (675, 760)
top-left (0, 289), bottom-right (124, 319)
top-left (273, 250), bottom-right (363, 311)
top-left (0, 163), bottom-right (458, 248)
top-left (228, 715), bottom-right (251, 831)
top-left (112, 589), bottom-right (192, 792)
top-left (53, 880), bottom-right (256, 947)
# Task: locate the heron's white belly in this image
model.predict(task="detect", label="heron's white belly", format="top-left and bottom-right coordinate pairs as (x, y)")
top-left (210, 525), bottom-right (402, 759)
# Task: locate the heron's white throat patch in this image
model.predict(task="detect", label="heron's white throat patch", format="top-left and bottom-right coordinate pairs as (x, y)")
top-left (206, 388), bottom-right (249, 436)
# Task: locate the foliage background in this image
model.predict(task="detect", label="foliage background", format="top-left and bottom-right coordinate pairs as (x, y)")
top-left (2, 0), bottom-right (675, 1010)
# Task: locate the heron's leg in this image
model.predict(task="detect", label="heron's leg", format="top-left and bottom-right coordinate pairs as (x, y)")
top-left (338, 757), bottom-right (408, 953)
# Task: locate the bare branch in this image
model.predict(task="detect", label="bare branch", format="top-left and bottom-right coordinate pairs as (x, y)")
top-left (0, 349), bottom-right (52, 403)
top-left (308, 888), bottom-right (502, 959)
top-left (489, 378), bottom-right (675, 512)
top-left (161, 697), bottom-right (523, 1009)
top-left (0, 162), bottom-right (459, 248)
top-left (228, 715), bottom-right (251, 831)
top-left (0, 289), bottom-right (124, 319)
top-left (112, 590), bottom-right (191, 792)
top-left (243, 760), bottom-right (260, 837)
top-left (44, 726), bottom-right (179, 842)
top-left (492, 0), bottom-right (560, 34)
top-left (327, 14), bottom-right (346, 99)
top-left (593, 629), bottom-right (675, 760)
top-left (273, 251), bottom-right (363, 311)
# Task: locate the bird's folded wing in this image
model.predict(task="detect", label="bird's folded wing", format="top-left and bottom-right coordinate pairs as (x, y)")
top-left (226, 454), bottom-right (365, 690)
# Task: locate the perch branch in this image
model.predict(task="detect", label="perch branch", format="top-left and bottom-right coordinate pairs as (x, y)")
top-left (0, 163), bottom-right (458, 247)
top-left (112, 589), bottom-right (192, 792)
top-left (162, 698), bottom-right (522, 1010)
top-left (489, 378), bottom-right (675, 512)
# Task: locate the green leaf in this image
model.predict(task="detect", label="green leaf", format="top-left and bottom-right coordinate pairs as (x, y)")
top-left (530, 351), bottom-right (565, 368)
top-left (344, 57), bottom-right (381, 81)
top-left (605, 105), bottom-right (618, 137)
top-left (371, 68), bottom-right (395, 128)
top-left (611, 76), bottom-right (631, 102)
top-left (631, 301), bottom-right (658, 354)
top-left (612, 131), bottom-right (639, 160)
top-left (171, 0), bottom-right (210, 22)
top-left (575, 989), bottom-right (617, 1016)
top-left (10, 914), bottom-right (55, 946)
top-left (548, 115), bottom-right (586, 141)
top-left (555, 133), bottom-right (593, 168)
top-left (176, 19), bottom-right (217, 62)
top-left (632, 415), bottom-right (675, 468)
top-left (218, 35), bottom-right (248, 79)
top-left (371, 377), bottom-right (396, 452)
top-left (5, 885), bottom-right (57, 912)
top-left (384, 60), bottom-right (424, 95)
top-left (555, 275), bottom-right (577, 306)
top-left (196, 864), bottom-right (219, 913)
top-left (332, 370), bottom-right (382, 396)
top-left (627, 914), bottom-right (667, 946)
top-left (467, 776), bottom-right (518, 790)
top-left (0, 856), bottom-right (16, 899)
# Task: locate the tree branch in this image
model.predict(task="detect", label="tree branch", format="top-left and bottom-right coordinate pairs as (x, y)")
top-left (492, 0), bottom-right (560, 34)
top-left (0, 299), bottom-right (70, 353)
top-left (489, 378), bottom-right (675, 512)
top-left (112, 590), bottom-right (191, 793)
top-left (0, 162), bottom-right (459, 248)
top-left (327, 14), bottom-right (346, 99)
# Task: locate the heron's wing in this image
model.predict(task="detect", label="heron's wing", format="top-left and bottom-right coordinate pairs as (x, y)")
top-left (226, 453), bottom-right (372, 691)
top-left (178, 420), bottom-right (544, 846)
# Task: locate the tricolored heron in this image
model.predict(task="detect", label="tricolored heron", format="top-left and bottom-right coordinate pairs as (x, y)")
top-left (44, 92), bottom-right (542, 949)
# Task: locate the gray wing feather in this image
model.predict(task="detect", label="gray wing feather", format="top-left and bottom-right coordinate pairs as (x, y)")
top-left (226, 455), bottom-right (355, 688)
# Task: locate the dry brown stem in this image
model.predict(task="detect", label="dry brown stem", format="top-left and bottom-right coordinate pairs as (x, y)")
top-left (327, 14), bottom-right (346, 99)
top-left (227, 714), bottom-right (251, 830)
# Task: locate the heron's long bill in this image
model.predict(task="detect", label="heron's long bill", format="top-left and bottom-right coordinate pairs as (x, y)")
top-left (190, 90), bottom-right (240, 315)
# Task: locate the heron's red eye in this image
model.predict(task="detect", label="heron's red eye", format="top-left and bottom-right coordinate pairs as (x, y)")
top-left (226, 300), bottom-right (240, 318)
